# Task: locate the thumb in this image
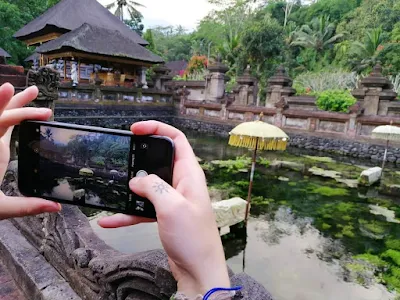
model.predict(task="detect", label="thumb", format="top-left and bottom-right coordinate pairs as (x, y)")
top-left (129, 174), bottom-right (185, 215)
top-left (0, 196), bottom-right (61, 220)
top-left (98, 175), bottom-right (186, 228)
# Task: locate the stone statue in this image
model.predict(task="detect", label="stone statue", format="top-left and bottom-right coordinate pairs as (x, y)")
top-left (141, 67), bottom-right (148, 89)
top-left (71, 62), bottom-right (79, 87)
top-left (32, 58), bottom-right (39, 71)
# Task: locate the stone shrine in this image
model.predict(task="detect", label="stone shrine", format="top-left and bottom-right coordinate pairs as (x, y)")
top-left (352, 64), bottom-right (398, 116)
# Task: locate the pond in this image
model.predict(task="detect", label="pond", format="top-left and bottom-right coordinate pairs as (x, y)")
top-left (89, 132), bottom-right (400, 300)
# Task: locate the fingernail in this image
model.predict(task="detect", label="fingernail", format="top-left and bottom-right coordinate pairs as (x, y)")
top-left (36, 108), bottom-right (52, 113)
top-left (44, 202), bottom-right (61, 212)
top-left (130, 177), bottom-right (141, 186)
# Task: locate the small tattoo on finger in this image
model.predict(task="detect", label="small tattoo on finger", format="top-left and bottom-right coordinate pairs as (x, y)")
top-left (153, 182), bottom-right (169, 194)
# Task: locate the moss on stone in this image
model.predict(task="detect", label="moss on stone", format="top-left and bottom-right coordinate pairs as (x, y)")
top-left (382, 249), bottom-right (400, 266)
top-left (288, 181), bottom-right (297, 186)
top-left (342, 225), bottom-right (356, 238)
top-left (342, 215), bottom-right (352, 221)
top-left (359, 219), bottom-right (388, 236)
top-left (322, 223), bottom-right (332, 230)
top-left (386, 239), bottom-right (400, 251)
top-left (311, 186), bottom-right (349, 197)
top-left (353, 253), bottom-right (389, 268)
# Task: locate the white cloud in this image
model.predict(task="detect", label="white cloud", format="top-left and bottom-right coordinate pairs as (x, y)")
top-left (99, 0), bottom-right (215, 30)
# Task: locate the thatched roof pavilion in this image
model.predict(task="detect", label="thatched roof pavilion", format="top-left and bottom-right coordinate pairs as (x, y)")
top-left (14, 0), bottom-right (148, 46)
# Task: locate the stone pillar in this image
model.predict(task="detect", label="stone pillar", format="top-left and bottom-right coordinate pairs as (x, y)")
top-left (266, 65), bottom-right (295, 108)
top-left (178, 86), bottom-right (190, 115)
top-left (232, 65), bottom-right (256, 106)
top-left (352, 64), bottom-right (397, 116)
top-left (152, 64), bottom-right (173, 91)
top-left (206, 56), bottom-right (228, 102)
top-left (11, 67), bottom-right (60, 160)
top-left (274, 97), bottom-right (288, 128)
top-left (347, 102), bottom-right (364, 138)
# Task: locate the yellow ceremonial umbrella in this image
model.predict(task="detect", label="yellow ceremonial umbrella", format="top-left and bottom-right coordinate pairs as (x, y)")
top-left (372, 122), bottom-right (400, 171)
top-left (228, 116), bottom-right (289, 223)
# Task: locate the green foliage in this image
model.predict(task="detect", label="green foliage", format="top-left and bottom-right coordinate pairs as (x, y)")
top-left (316, 89), bottom-right (357, 112)
top-left (294, 69), bottom-right (358, 93)
top-left (291, 16), bottom-right (344, 54)
top-left (210, 156), bottom-right (251, 173)
top-left (386, 239), bottom-right (400, 251)
top-left (311, 186), bottom-right (349, 197)
top-left (382, 249), bottom-right (400, 266)
top-left (354, 253), bottom-right (389, 268)
top-left (349, 28), bottom-right (384, 72)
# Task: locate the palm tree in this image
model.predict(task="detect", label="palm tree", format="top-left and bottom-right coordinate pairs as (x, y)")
top-left (105, 0), bottom-right (144, 21)
top-left (349, 28), bottom-right (383, 72)
top-left (291, 15), bottom-right (343, 53)
top-left (41, 128), bottom-right (54, 141)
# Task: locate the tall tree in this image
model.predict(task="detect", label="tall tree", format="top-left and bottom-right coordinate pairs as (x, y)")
top-left (349, 27), bottom-right (384, 72)
top-left (291, 15), bottom-right (343, 53)
top-left (105, 0), bottom-right (144, 21)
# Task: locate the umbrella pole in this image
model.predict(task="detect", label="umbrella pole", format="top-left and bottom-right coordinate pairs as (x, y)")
top-left (382, 139), bottom-right (389, 173)
top-left (245, 138), bottom-right (259, 224)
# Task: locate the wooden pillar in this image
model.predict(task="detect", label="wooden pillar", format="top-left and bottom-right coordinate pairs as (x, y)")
top-left (63, 59), bottom-right (67, 81)
top-left (78, 59), bottom-right (81, 82)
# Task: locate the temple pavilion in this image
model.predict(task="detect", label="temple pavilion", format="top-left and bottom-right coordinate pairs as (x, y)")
top-left (0, 48), bottom-right (11, 65)
top-left (14, 0), bottom-right (164, 87)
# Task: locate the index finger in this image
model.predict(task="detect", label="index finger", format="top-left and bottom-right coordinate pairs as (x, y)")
top-left (131, 121), bottom-right (196, 162)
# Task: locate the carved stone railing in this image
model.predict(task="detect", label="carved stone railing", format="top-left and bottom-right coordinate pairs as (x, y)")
top-left (1, 161), bottom-right (273, 300)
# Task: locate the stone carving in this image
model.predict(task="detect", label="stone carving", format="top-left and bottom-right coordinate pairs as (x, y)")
top-left (152, 64), bottom-right (173, 91)
top-left (352, 64), bottom-right (397, 116)
top-left (275, 97), bottom-right (288, 110)
top-left (266, 66), bottom-right (295, 108)
top-left (71, 62), bottom-right (79, 87)
top-left (206, 55), bottom-right (229, 102)
top-left (178, 86), bottom-right (190, 114)
top-left (232, 66), bottom-right (256, 106)
top-left (1, 161), bottom-right (272, 300)
top-left (348, 101), bottom-right (364, 116)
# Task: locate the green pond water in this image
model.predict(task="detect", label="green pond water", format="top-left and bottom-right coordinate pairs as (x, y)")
top-left (89, 132), bottom-right (400, 300)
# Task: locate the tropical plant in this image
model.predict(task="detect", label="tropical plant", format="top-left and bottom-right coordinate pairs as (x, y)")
top-left (389, 74), bottom-right (400, 94)
top-left (105, 0), bottom-right (144, 21)
top-left (41, 128), bottom-right (54, 141)
top-left (294, 69), bottom-right (359, 93)
top-left (291, 15), bottom-right (343, 53)
top-left (349, 27), bottom-right (384, 72)
top-left (316, 89), bottom-right (357, 112)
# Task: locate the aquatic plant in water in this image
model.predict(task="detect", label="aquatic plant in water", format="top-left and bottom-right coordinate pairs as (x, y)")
top-left (311, 186), bottom-right (349, 197)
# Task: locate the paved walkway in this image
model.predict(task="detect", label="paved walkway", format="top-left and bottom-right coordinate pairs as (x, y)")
top-left (0, 260), bottom-right (26, 300)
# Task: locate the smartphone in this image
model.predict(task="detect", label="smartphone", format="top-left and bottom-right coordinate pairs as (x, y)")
top-left (18, 121), bottom-right (174, 219)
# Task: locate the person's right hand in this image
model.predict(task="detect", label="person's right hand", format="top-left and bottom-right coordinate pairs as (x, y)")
top-left (98, 121), bottom-right (230, 298)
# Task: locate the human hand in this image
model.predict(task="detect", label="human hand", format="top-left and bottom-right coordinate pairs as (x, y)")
top-left (0, 83), bottom-right (61, 220)
top-left (98, 121), bottom-right (230, 297)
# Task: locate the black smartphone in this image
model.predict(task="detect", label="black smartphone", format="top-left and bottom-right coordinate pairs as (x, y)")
top-left (18, 121), bottom-right (174, 219)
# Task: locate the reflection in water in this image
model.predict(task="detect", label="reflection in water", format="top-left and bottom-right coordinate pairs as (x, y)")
top-left (87, 132), bottom-right (399, 300)
top-left (229, 209), bottom-right (395, 300)
top-left (90, 207), bottom-right (395, 300)
top-left (44, 179), bottom-right (74, 200)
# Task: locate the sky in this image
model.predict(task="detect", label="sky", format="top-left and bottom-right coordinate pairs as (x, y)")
top-left (99, 0), bottom-right (216, 30)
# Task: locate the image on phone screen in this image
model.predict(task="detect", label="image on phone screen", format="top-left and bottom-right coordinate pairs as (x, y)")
top-left (37, 126), bottom-right (130, 210)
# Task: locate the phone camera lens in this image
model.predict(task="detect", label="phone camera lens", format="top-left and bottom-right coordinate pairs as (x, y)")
top-left (140, 143), bottom-right (148, 150)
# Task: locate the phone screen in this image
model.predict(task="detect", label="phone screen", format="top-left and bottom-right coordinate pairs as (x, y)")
top-left (37, 125), bottom-right (131, 211)
top-left (18, 121), bottom-right (174, 218)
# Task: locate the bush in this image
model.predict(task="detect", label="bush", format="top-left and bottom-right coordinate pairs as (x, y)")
top-left (316, 89), bottom-right (357, 112)
top-left (294, 69), bottom-right (359, 93)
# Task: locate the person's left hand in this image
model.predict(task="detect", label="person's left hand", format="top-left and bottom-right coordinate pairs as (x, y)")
top-left (0, 83), bottom-right (61, 220)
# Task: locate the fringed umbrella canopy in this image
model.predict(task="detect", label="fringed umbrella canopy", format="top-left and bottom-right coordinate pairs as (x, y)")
top-left (372, 125), bottom-right (400, 141)
top-left (229, 120), bottom-right (289, 150)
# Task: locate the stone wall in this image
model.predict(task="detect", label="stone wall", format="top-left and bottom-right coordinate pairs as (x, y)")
top-left (175, 116), bottom-right (400, 165)
top-left (54, 102), bottom-right (175, 128)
